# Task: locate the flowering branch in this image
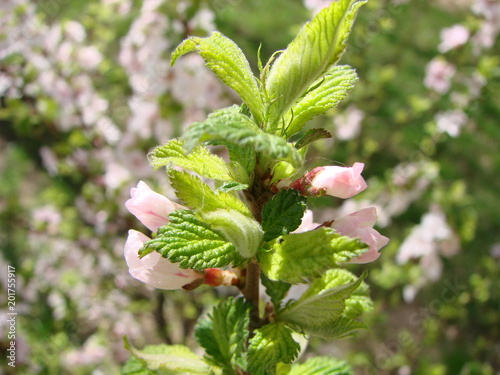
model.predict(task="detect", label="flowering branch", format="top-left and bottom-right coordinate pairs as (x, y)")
top-left (121, 1), bottom-right (389, 374)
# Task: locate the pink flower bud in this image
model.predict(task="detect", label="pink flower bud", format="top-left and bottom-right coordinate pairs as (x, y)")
top-left (204, 268), bottom-right (238, 287)
top-left (125, 181), bottom-right (185, 232)
top-left (124, 230), bottom-right (203, 290)
top-left (310, 163), bottom-right (367, 199)
top-left (332, 207), bottom-right (389, 263)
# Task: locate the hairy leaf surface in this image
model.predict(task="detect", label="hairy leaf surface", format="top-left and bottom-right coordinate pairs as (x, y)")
top-left (261, 189), bottom-right (307, 241)
top-left (183, 106), bottom-right (302, 168)
top-left (140, 210), bottom-right (243, 270)
top-left (123, 337), bottom-right (218, 375)
top-left (169, 169), bottom-right (252, 218)
top-left (195, 298), bottom-right (251, 374)
top-left (284, 66), bottom-right (358, 137)
top-left (265, 0), bottom-right (366, 129)
top-left (248, 322), bottom-right (300, 375)
top-left (277, 356), bottom-right (352, 375)
top-left (259, 228), bottom-right (368, 283)
top-left (149, 139), bottom-right (235, 182)
top-left (172, 32), bottom-right (264, 124)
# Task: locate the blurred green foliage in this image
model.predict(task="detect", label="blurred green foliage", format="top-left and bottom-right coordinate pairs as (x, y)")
top-left (0, 0), bottom-right (498, 374)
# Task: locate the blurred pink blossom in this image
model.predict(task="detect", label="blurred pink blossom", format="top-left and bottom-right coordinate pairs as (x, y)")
top-left (435, 110), bottom-right (468, 137)
top-left (334, 105), bottom-right (364, 141)
top-left (125, 181), bottom-right (185, 232)
top-left (124, 230), bottom-right (203, 290)
top-left (397, 207), bottom-right (459, 298)
top-left (424, 58), bottom-right (456, 94)
top-left (77, 46), bottom-right (103, 70)
top-left (305, 163), bottom-right (367, 199)
top-left (303, 0), bottom-right (333, 14)
top-left (438, 25), bottom-right (470, 53)
top-left (332, 207), bottom-right (389, 264)
top-left (64, 21), bottom-right (86, 43)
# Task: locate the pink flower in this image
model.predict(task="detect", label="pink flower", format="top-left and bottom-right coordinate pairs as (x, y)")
top-left (309, 163), bottom-right (367, 199)
top-left (124, 230), bottom-right (203, 290)
top-left (438, 25), bottom-right (470, 53)
top-left (332, 207), bottom-right (389, 263)
top-left (125, 181), bottom-right (185, 232)
top-left (424, 58), bottom-right (456, 94)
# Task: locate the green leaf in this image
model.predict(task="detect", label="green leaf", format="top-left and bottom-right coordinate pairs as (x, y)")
top-left (141, 210), bottom-right (243, 270)
top-left (195, 297), bottom-right (251, 374)
top-left (183, 105), bottom-right (302, 168)
top-left (265, 0), bottom-right (366, 129)
top-left (123, 337), bottom-right (218, 375)
top-left (122, 355), bottom-right (156, 375)
top-left (261, 273), bottom-right (291, 310)
top-left (248, 322), bottom-right (300, 375)
top-left (218, 181), bottom-right (248, 192)
top-left (148, 139), bottom-right (235, 182)
top-left (225, 143), bottom-right (256, 180)
top-left (202, 209), bottom-right (263, 258)
top-left (279, 273), bottom-right (365, 328)
top-left (261, 189), bottom-right (307, 242)
top-left (294, 128), bottom-right (332, 150)
top-left (259, 228), bottom-right (368, 283)
top-left (171, 32), bottom-right (264, 125)
top-left (277, 356), bottom-right (352, 375)
top-left (298, 269), bottom-right (372, 319)
top-left (169, 169), bottom-right (252, 218)
top-left (300, 316), bottom-right (367, 340)
top-left (284, 66), bottom-right (358, 137)
top-left (278, 270), bottom-right (370, 340)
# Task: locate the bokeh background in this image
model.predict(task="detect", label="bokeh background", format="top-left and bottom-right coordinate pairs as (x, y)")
top-left (0, 0), bottom-right (499, 374)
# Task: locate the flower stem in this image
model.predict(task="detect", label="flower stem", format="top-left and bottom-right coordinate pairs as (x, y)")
top-left (243, 260), bottom-right (261, 333)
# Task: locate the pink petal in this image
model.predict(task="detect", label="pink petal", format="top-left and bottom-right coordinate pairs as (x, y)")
top-left (125, 180), bottom-right (182, 232)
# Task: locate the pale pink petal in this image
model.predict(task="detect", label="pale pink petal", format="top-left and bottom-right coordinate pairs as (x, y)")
top-left (332, 207), bottom-right (389, 264)
top-left (125, 180), bottom-right (184, 232)
top-left (293, 210), bottom-right (319, 233)
top-left (123, 229), bottom-right (202, 290)
top-left (311, 163), bottom-right (367, 199)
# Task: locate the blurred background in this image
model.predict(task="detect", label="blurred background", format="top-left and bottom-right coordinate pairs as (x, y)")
top-left (0, 0), bottom-right (499, 374)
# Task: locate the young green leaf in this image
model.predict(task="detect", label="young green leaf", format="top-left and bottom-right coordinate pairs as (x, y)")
top-left (299, 316), bottom-right (367, 340)
top-left (183, 105), bottom-right (302, 168)
top-left (278, 270), bottom-right (370, 340)
top-left (218, 181), bottom-right (249, 193)
top-left (293, 128), bottom-right (333, 150)
top-left (259, 228), bottom-right (368, 283)
top-left (195, 297), bottom-right (251, 374)
top-left (171, 32), bottom-right (264, 125)
top-left (265, 0), bottom-right (366, 129)
top-left (261, 189), bottom-right (307, 241)
top-left (169, 169), bottom-right (252, 218)
top-left (122, 355), bottom-right (156, 375)
top-left (148, 139), bottom-right (235, 182)
top-left (141, 210), bottom-right (244, 270)
top-left (202, 209), bottom-right (263, 258)
top-left (123, 337), bottom-right (219, 375)
top-left (309, 269), bottom-right (372, 319)
top-left (225, 142), bottom-right (256, 180)
top-left (278, 273), bottom-right (365, 328)
top-left (284, 66), bottom-right (358, 137)
top-left (277, 356), bottom-right (353, 375)
top-left (261, 273), bottom-right (292, 310)
top-left (248, 322), bottom-right (300, 375)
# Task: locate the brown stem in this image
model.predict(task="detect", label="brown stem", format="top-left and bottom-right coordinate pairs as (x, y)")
top-left (242, 260), bottom-right (261, 334)
top-left (240, 163), bottom-right (275, 340)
